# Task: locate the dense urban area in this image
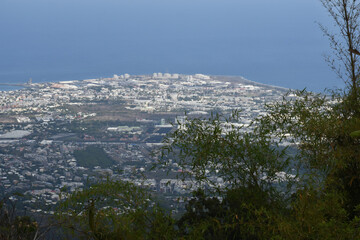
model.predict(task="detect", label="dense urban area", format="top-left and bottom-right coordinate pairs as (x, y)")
top-left (0, 73), bottom-right (288, 214)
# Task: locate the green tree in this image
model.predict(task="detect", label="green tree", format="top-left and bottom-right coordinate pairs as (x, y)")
top-left (56, 179), bottom-right (176, 240)
top-left (319, 0), bottom-right (360, 220)
top-left (0, 195), bottom-right (39, 240)
top-left (320, 0), bottom-right (360, 111)
top-left (160, 111), bottom-right (295, 194)
top-left (157, 111), bottom-right (296, 239)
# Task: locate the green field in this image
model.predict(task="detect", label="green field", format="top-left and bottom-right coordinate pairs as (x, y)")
top-left (74, 146), bottom-right (116, 168)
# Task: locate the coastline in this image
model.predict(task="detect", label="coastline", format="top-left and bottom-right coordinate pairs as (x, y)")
top-left (0, 74), bottom-right (289, 92)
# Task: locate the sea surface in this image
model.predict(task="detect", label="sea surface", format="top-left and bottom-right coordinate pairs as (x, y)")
top-left (0, 0), bottom-right (343, 92)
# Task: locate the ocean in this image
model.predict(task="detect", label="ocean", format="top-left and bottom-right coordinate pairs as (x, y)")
top-left (0, 0), bottom-right (343, 92)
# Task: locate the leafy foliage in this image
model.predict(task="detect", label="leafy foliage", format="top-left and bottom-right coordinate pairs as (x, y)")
top-left (155, 110), bottom-right (298, 239)
top-left (56, 179), bottom-right (176, 239)
top-left (0, 196), bottom-right (38, 240)
top-left (159, 111), bottom-right (295, 196)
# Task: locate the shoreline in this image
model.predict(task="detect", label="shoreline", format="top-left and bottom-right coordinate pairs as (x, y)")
top-left (0, 74), bottom-right (290, 92)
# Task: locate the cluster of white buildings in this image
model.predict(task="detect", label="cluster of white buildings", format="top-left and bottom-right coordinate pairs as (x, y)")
top-left (0, 73), bottom-right (289, 213)
top-left (0, 73), bottom-right (285, 120)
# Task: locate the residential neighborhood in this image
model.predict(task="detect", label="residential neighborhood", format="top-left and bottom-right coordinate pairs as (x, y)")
top-left (0, 73), bottom-right (289, 213)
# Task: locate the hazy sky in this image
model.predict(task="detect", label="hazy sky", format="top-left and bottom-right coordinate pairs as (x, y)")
top-left (0, 0), bottom-right (340, 91)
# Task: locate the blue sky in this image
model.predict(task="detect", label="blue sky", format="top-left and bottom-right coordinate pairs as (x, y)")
top-left (0, 0), bottom-right (339, 91)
